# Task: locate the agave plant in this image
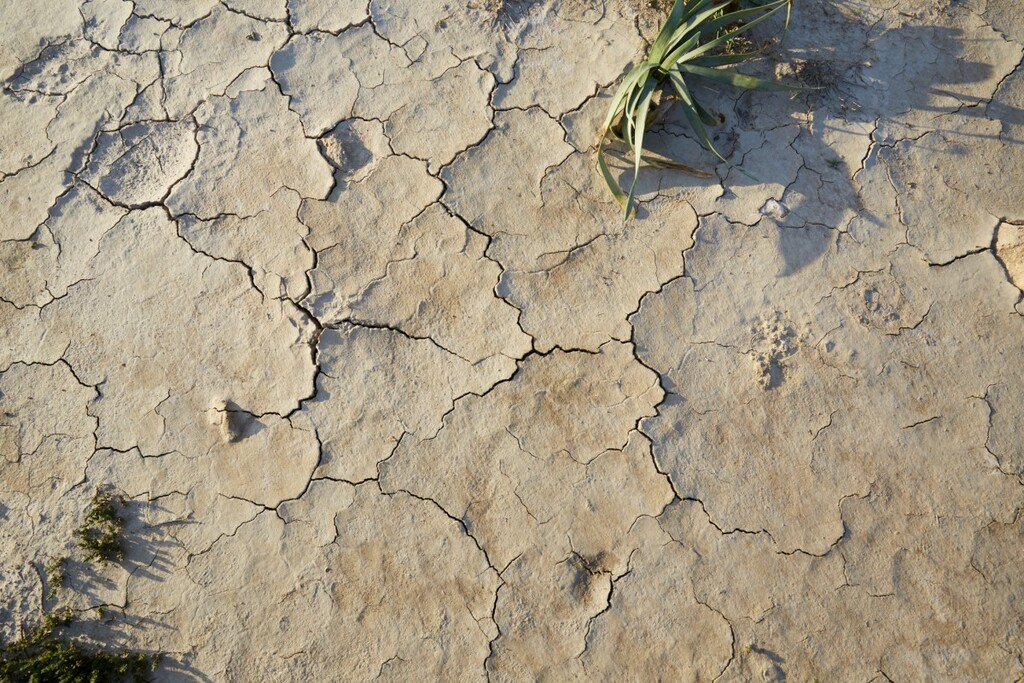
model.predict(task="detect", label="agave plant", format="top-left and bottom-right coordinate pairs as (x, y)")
top-left (599, 0), bottom-right (797, 218)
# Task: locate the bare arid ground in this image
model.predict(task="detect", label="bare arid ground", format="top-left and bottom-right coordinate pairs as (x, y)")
top-left (2, 0), bottom-right (1023, 680)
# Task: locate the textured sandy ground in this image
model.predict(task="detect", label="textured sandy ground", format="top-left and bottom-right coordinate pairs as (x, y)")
top-left (2, 0), bottom-right (1024, 680)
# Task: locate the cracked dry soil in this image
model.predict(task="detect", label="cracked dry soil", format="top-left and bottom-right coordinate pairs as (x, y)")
top-left (2, 0), bottom-right (1024, 680)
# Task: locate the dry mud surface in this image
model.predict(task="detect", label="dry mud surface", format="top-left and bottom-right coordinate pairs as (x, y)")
top-left (2, 0), bottom-right (1024, 680)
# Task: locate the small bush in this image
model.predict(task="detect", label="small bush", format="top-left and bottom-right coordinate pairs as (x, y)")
top-left (43, 558), bottom-right (66, 602)
top-left (74, 493), bottom-right (126, 566)
top-left (0, 611), bottom-right (155, 683)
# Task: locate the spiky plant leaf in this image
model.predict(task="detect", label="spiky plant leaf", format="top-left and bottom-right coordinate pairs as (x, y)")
top-left (598, 0), bottom-right (798, 218)
top-left (678, 62), bottom-right (804, 91)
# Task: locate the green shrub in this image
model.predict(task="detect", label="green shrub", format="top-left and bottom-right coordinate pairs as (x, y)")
top-left (74, 493), bottom-right (126, 566)
top-left (2, 490), bottom-right (160, 681)
top-left (0, 612), bottom-right (154, 683)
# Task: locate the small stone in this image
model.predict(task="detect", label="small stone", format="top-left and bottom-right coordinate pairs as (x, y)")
top-left (760, 198), bottom-right (790, 220)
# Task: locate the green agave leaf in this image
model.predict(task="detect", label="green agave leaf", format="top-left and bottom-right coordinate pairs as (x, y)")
top-left (597, 132), bottom-right (628, 211)
top-left (598, 0), bottom-right (798, 218)
top-left (680, 0), bottom-right (722, 20)
top-left (639, 157), bottom-right (714, 177)
top-left (742, 0), bottom-right (793, 30)
top-left (675, 1), bottom-right (787, 64)
top-left (693, 98), bottom-right (719, 126)
top-left (666, 2), bottom-right (729, 53)
top-left (600, 62), bottom-right (659, 135)
top-left (691, 50), bottom-right (763, 68)
top-left (680, 62), bottom-right (805, 91)
top-left (661, 32), bottom-right (702, 70)
top-left (624, 78), bottom-right (658, 218)
top-left (604, 146), bottom-right (714, 177)
top-left (668, 67), bottom-right (725, 161)
top-left (621, 65), bottom-right (665, 153)
top-left (622, 88), bottom-right (641, 151)
top-left (697, 0), bottom-right (788, 40)
top-left (648, 0), bottom-right (687, 62)
top-left (604, 125), bottom-right (626, 143)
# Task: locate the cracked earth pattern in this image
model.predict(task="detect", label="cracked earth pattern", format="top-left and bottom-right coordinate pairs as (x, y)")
top-left (1, 0), bottom-right (1023, 680)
